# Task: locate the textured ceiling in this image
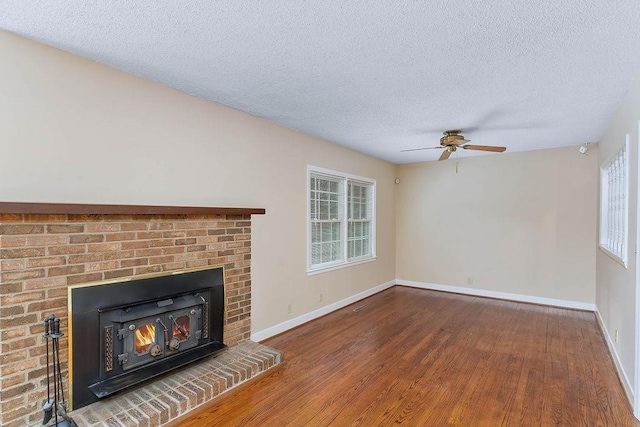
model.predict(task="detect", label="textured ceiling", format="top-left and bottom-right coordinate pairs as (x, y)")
top-left (2, 1), bottom-right (640, 164)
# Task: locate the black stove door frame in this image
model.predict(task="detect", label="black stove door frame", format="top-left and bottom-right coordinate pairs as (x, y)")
top-left (69, 266), bottom-right (225, 410)
top-left (114, 303), bottom-right (203, 371)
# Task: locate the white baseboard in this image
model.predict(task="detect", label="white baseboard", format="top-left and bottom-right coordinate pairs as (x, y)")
top-left (595, 309), bottom-right (635, 407)
top-left (251, 279), bottom-right (395, 342)
top-left (253, 279), bottom-right (596, 342)
top-left (396, 280), bottom-right (597, 311)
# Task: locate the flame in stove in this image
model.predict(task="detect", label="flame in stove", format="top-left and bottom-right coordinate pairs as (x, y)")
top-left (135, 323), bottom-right (156, 354)
top-left (173, 315), bottom-right (190, 341)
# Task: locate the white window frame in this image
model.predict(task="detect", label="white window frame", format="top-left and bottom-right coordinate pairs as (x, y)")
top-left (307, 165), bottom-right (376, 275)
top-left (599, 136), bottom-right (629, 268)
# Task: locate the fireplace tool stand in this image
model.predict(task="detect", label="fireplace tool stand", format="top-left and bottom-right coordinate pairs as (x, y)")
top-left (42, 314), bottom-right (77, 427)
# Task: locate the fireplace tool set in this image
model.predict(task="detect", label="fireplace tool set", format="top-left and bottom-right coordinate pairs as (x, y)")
top-left (42, 314), bottom-right (78, 427)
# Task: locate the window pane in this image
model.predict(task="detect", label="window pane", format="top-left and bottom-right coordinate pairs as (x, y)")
top-left (310, 191), bottom-right (316, 217)
top-left (311, 243), bottom-right (321, 265)
top-left (319, 201), bottom-right (328, 219)
top-left (332, 222), bottom-right (341, 241)
top-left (348, 182), bottom-right (370, 221)
top-left (329, 201), bottom-right (337, 219)
top-left (332, 241), bottom-right (341, 260)
top-left (362, 237), bottom-right (370, 255)
top-left (321, 242), bottom-right (331, 263)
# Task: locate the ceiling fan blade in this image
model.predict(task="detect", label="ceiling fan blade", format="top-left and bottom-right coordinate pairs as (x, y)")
top-left (400, 146), bottom-right (444, 152)
top-left (449, 139), bottom-right (470, 147)
top-left (438, 149), bottom-right (452, 161)
top-left (461, 144), bottom-right (506, 152)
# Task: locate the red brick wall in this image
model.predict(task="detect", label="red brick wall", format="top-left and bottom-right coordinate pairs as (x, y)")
top-left (0, 213), bottom-right (253, 427)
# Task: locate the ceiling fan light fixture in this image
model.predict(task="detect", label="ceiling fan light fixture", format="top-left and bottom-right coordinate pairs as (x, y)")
top-left (440, 130), bottom-right (467, 146)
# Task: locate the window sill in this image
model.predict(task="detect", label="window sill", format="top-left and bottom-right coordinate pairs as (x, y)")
top-left (307, 256), bottom-right (376, 276)
top-left (598, 245), bottom-right (627, 268)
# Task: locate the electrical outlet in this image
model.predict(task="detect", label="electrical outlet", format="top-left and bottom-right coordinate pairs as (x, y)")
top-left (287, 303), bottom-right (292, 315)
top-left (466, 277), bottom-right (473, 285)
top-left (319, 293), bottom-right (324, 303)
top-left (615, 329), bottom-right (619, 344)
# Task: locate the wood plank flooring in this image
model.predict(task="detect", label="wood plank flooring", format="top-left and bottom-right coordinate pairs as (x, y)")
top-left (171, 286), bottom-right (638, 426)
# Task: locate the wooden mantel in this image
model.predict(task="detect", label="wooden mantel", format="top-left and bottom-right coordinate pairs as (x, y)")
top-left (0, 201), bottom-right (265, 216)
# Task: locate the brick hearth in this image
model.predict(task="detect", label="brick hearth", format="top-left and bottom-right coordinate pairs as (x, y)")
top-left (0, 206), bottom-right (276, 426)
top-left (71, 341), bottom-right (282, 426)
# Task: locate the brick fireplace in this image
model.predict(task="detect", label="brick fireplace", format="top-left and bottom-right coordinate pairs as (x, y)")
top-left (0, 202), bottom-right (280, 426)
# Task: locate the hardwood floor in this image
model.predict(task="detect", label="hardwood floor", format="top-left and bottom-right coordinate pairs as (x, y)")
top-left (171, 286), bottom-right (638, 426)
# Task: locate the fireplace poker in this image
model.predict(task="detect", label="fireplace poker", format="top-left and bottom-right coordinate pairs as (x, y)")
top-left (42, 315), bottom-right (54, 425)
top-left (53, 318), bottom-right (66, 414)
top-left (42, 314), bottom-right (78, 427)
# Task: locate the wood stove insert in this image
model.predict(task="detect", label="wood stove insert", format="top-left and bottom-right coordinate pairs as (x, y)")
top-left (68, 266), bottom-right (225, 410)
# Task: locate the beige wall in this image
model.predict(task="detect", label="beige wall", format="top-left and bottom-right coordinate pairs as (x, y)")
top-left (0, 31), bottom-right (397, 334)
top-left (396, 146), bottom-right (598, 303)
top-left (596, 70), bottom-right (640, 400)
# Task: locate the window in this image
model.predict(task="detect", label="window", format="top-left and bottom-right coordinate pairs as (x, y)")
top-left (599, 137), bottom-right (629, 267)
top-left (308, 166), bottom-right (376, 273)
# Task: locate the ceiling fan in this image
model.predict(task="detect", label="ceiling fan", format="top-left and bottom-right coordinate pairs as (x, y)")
top-left (402, 130), bottom-right (507, 161)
